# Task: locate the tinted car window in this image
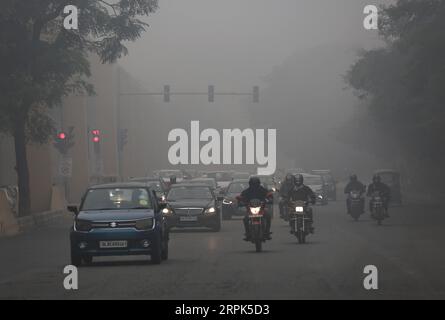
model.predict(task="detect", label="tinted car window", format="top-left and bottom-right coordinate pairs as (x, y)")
top-left (82, 188), bottom-right (152, 210)
top-left (167, 186), bottom-right (213, 200)
top-left (227, 182), bottom-right (249, 193)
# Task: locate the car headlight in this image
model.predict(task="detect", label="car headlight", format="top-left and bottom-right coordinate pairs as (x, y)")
top-left (74, 219), bottom-right (92, 232)
top-left (250, 207), bottom-right (261, 214)
top-left (295, 206), bottom-right (304, 213)
top-left (135, 218), bottom-right (154, 230)
top-left (222, 199), bottom-right (233, 205)
top-left (205, 207), bottom-right (216, 215)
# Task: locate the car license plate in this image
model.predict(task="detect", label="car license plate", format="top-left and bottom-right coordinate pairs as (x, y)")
top-left (180, 216), bottom-right (198, 222)
top-left (99, 240), bottom-right (128, 248)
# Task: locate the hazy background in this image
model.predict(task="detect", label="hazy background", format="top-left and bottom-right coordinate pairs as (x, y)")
top-left (118, 0), bottom-right (392, 179)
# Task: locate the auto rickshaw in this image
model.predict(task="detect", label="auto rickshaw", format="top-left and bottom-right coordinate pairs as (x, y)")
top-left (373, 169), bottom-right (402, 205)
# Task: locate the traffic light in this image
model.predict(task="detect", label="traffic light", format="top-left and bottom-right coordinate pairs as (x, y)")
top-left (91, 129), bottom-right (100, 143)
top-left (253, 86), bottom-right (259, 103)
top-left (208, 85), bottom-right (214, 103)
top-left (163, 85), bottom-right (170, 102)
top-left (53, 127), bottom-right (75, 155)
top-left (57, 132), bottom-right (67, 140)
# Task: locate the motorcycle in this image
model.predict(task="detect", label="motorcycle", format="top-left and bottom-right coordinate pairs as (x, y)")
top-left (348, 190), bottom-right (364, 221)
top-left (288, 200), bottom-right (312, 244)
top-left (370, 191), bottom-right (386, 225)
top-left (279, 197), bottom-right (290, 222)
top-left (245, 198), bottom-right (270, 252)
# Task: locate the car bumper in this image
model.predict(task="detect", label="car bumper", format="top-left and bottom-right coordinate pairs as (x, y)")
top-left (70, 228), bottom-right (158, 256)
top-left (166, 214), bottom-right (220, 228)
top-left (222, 203), bottom-right (245, 216)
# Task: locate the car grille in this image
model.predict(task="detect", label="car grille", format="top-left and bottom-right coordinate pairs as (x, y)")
top-left (91, 221), bottom-right (136, 229)
top-left (174, 208), bottom-right (204, 216)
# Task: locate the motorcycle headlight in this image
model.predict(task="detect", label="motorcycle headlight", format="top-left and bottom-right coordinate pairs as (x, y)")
top-left (135, 218), bottom-right (154, 230)
top-left (74, 219), bottom-right (92, 232)
top-left (222, 199), bottom-right (233, 205)
top-left (295, 206), bottom-right (304, 213)
top-left (162, 208), bottom-right (172, 215)
top-left (161, 195), bottom-right (166, 202)
top-left (250, 207), bottom-right (261, 214)
top-left (205, 207), bottom-right (216, 215)
top-left (271, 187), bottom-right (277, 192)
top-left (317, 195), bottom-right (323, 199)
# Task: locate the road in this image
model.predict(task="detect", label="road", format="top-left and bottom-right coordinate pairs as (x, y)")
top-left (1, 198), bottom-right (445, 299)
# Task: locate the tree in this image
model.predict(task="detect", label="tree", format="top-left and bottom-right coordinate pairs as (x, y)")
top-left (345, 0), bottom-right (445, 189)
top-left (0, 0), bottom-right (158, 216)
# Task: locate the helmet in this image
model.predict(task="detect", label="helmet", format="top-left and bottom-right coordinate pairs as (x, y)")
top-left (285, 173), bottom-right (293, 182)
top-left (249, 176), bottom-right (261, 188)
top-left (294, 174), bottom-right (304, 186)
top-left (372, 174), bottom-right (381, 183)
top-left (350, 174), bottom-right (357, 182)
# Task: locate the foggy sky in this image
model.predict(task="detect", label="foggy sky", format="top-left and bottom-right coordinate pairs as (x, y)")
top-left (120, 0), bottom-right (387, 90)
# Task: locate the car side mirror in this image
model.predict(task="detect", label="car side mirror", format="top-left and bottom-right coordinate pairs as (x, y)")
top-left (67, 205), bottom-right (78, 215)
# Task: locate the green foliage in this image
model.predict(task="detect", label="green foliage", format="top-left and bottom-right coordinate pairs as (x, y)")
top-left (345, 0), bottom-right (445, 174)
top-left (0, 0), bottom-right (158, 141)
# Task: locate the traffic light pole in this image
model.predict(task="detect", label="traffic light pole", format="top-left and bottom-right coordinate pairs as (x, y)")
top-left (115, 72), bottom-right (259, 180)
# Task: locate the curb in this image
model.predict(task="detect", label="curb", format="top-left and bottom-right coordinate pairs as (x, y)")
top-left (16, 210), bottom-right (69, 234)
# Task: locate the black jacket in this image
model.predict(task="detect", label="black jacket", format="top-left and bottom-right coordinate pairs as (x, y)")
top-left (367, 182), bottom-right (390, 199)
top-left (279, 180), bottom-right (294, 198)
top-left (344, 181), bottom-right (366, 194)
top-left (287, 185), bottom-right (316, 204)
top-left (239, 185), bottom-right (270, 203)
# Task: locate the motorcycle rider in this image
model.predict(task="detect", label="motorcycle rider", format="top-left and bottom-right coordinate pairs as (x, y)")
top-left (279, 173), bottom-right (295, 218)
top-left (285, 174), bottom-right (316, 234)
top-left (367, 174), bottom-right (391, 217)
top-left (237, 177), bottom-right (273, 241)
top-left (344, 174), bottom-right (366, 214)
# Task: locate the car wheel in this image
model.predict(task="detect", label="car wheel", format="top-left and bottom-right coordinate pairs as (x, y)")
top-left (151, 233), bottom-right (162, 265)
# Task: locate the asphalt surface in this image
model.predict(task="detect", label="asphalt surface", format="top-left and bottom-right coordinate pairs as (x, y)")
top-left (1, 198), bottom-right (445, 299)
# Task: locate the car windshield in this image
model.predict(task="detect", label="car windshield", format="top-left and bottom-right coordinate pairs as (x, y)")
top-left (378, 173), bottom-right (397, 184)
top-left (189, 179), bottom-right (216, 188)
top-left (304, 176), bottom-right (323, 185)
top-left (204, 172), bottom-right (232, 181)
top-left (167, 186), bottom-right (213, 200)
top-left (227, 182), bottom-right (249, 194)
top-left (81, 188), bottom-right (152, 211)
top-left (233, 173), bottom-right (250, 179)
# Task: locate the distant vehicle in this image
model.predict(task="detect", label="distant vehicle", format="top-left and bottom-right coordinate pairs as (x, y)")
top-left (373, 169), bottom-right (402, 205)
top-left (68, 182), bottom-right (169, 266)
top-left (129, 177), bottom-right (169, 203)
top-left (302, 173), bottom-right (328, 205)
top-left (311, 169), bottom-right (337, 201)
top-left (221, 179), bottom-right (250, 220)
top-left (153, 169), bottom-right (184, 185)
top-left (163, 184), bottom-right (221, 231)
top-left (232, 172), bottom-right (251, 180)
top-left (287, 168), bottom-right (307, 175)
top-left (201, 171), bottom-right (234, 190)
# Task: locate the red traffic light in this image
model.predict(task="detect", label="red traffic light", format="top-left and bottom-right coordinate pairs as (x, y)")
top-left (57, 132), bottom-right (67, 140)
top-left (91, 129), bottom-right (100, 143)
